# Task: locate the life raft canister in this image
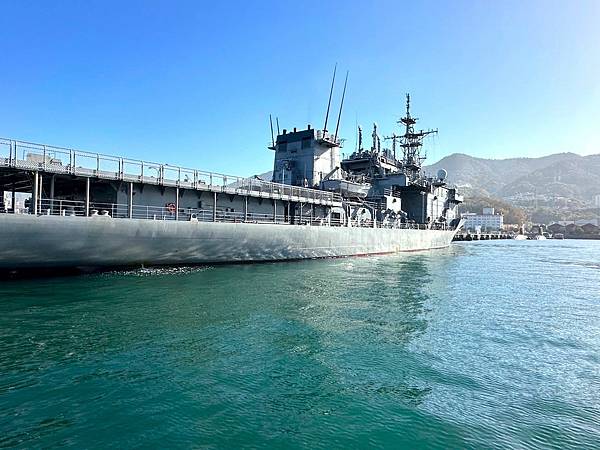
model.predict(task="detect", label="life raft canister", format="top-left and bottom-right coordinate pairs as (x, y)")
top-left (166, 202), bottom-right (176, 214)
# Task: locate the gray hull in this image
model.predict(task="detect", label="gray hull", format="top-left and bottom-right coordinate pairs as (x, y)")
top-left (0, 215), bottom-right (458, 269)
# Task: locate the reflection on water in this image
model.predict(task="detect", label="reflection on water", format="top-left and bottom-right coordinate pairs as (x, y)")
top-left (1, 241), bottom-right (599, 448)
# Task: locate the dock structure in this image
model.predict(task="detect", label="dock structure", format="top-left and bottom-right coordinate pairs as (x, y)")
top-left (453, 231), bottom-right (513, 241)
top-left (0, 137), bottom-right (344, 225)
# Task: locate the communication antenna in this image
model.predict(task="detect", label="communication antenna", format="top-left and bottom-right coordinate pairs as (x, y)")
top-left (276, 117), bottom-right (280, 135)
top-left (358, 125), bottom-right (363, 151)
top-left (323, 63), bottom-right (337, 132)
top-left (384, 133), bottom-right (400, 160)
top-left (269, 114), bottom-right (275, 149)
top-left (355, 113), bottom-right (358, 152)
top-left (333, 70), bottom-right (348, 143)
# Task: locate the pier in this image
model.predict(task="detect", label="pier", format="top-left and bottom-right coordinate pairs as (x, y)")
top-left (453, 231), bottom-right (513, 241)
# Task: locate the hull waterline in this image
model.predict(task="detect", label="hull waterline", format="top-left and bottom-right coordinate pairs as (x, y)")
top-left (0, 215), bottom-right (458, 271)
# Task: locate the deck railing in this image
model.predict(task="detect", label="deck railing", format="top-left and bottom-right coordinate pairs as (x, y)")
top-left (1, 198), bottom-right (442, 230)
top-left (0, 137), bottom-right (342, 205)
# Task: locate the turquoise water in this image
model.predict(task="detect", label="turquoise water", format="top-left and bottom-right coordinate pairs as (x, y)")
top-left (1, 240), bottom-right (599, 449)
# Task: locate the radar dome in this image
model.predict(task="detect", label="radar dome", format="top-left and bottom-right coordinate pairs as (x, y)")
top-left (437, 169), bottom-right (448, 181)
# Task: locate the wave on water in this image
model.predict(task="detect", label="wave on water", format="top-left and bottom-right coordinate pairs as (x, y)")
top-left (102, 265), bottom-right (214, 277)
top-left (533, 258), bottom-right (600, 270)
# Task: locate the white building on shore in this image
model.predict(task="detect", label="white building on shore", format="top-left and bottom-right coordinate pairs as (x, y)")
top-left (462, 207), bottom-right (504, 231)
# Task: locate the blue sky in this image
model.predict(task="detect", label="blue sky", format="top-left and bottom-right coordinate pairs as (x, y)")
top-left (1, 0), bottom-right (598, 176)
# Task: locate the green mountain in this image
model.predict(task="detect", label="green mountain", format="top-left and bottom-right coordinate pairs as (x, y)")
top-left (426, 152), bottom-right (600, 222)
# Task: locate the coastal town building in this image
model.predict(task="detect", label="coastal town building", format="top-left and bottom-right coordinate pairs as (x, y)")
top-left (549, 221), bottom-right (600, 239)
top-left (462, 207), bottom-right (504, 231)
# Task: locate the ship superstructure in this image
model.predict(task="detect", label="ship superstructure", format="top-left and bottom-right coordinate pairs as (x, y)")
top-left (275, 94), bottom-right (462, 230)
top-left (0, 87), bottom-right (463, 272)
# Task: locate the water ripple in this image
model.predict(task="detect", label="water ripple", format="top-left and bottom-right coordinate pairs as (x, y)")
top-left (0, 240), bottom-right (599, 448)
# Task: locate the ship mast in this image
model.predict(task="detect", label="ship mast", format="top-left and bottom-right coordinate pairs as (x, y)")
top-left (399, 94), bottom-right (437, 177)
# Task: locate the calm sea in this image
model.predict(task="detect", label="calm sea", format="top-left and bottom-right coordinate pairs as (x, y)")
top-left (1, 240), bottom-right (599, 449)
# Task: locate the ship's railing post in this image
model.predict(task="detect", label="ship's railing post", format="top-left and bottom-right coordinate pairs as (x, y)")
top-left (213, 192), bottom-right (217, 222)
top-left (7, 140), bottom-right (11, 166)
top-left (38, 175), bottom-right (43, 214)
top-left (48, 175), bottom-right (55, 214)
top-left (128, 182), bottom-right (134, 219)
top-left (32, 171), bottom-right (39, 215)
top-left (175, 186), bottom-right (179, 221)
top-left (85, 177), bottom-right (90, 216)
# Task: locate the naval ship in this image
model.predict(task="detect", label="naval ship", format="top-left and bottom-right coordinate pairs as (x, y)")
top-left (0, 90), bottom-right (463, 272)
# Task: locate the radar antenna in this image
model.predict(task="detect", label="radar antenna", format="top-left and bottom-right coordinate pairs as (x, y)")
top-left (399, 93), bottom-right (437, 176)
